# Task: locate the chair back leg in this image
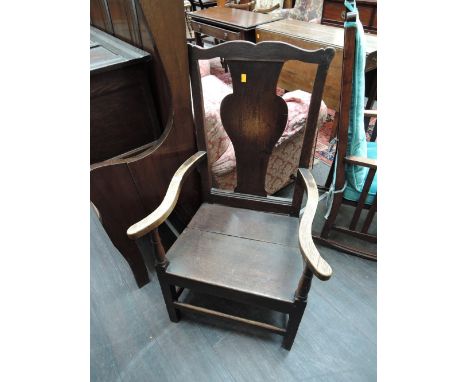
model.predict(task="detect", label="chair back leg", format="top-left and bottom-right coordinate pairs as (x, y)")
top-left (320, 192), bottom-right (344, 239)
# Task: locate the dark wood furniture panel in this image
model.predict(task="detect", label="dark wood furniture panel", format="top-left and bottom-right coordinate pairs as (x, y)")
top-left (191, 20), bottom-right (241, 41)
top-left (190, 6), bottom-right (283, 44)
top-left (90, 27), bottom-right (161, 164)
top-left (322, 0), bottom-right (377, 34)
top-left (167, 214), bottom-right (304, 303)
top-left (188, 203), bottom-right (299, 247)
top-left (90, 0), bottom-right (201, 288)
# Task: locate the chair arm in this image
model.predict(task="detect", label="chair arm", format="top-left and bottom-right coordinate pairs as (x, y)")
top-left (297, 168), bottom-right (332, 281)
top-left (225, 1), bottom-right (255, 11)
top-left (127, 151), bottom-right (207, 239)
top-left (364, 110), bottom-right (377, 118)
top-left (344, 156), bottom-right (377, 169)
top-left (253, 3), bottom-right (280, 13)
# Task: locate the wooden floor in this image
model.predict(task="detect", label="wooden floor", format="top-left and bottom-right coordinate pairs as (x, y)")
top-left (91, 163), bottom-right (376, 382)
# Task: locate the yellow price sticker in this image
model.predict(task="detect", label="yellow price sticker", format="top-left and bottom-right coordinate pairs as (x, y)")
top-left (241, 73), bottom-right (247, 83)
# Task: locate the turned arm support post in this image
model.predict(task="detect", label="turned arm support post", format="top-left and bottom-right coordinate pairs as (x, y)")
top-left (295, 267), bottom-right (313, 301)
top-left (150, 228), bottom-right (167, 267)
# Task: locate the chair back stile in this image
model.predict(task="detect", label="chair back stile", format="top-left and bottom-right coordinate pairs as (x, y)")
top-left (188, 41), bottom-right (334, 215)
top-left (334, 12), bottom-right (357, 196)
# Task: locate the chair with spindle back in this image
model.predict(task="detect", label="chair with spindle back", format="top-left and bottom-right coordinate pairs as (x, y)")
top-left (188, 0), bottom-right (218, 11)
top-left (126, 40), bottom-right (335, 350)
top-left (315, 8), bottom-right (377, 260)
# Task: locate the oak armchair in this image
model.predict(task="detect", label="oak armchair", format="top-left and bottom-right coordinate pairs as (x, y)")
top-left (127, 40), bottom-right (335, 350)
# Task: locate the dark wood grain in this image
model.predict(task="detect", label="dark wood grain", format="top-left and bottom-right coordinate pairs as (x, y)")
top-left (173, 301), bottom-right (287, 335)
top-left (322, 0), bottom-right (377, 34)
top-left (188, 203), bottom-right (299, 247)
top-left (90, 0), bottom-right (201, 287)
top-left (90, 27), bottom-right (161, 164)
top-left (256, 18), bottom-right (377, 110)
top-left (190, 6), bottom-right (283, 30)
top-left (166, 228), bottom-right (303, 303)
top-left (189, 40), bottom-right (334, 208)
top-left (221, 60), bottom-right (287, 195)
top-left (111, 0), bottom-right (142, 45)
top-left (90, 0), bottom-right (114, 33)
top-left (190, 6), bottom-right (283, 45)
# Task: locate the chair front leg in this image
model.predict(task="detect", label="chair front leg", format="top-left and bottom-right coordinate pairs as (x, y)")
top-left (282, 266), bottom-right (314, 350)
top-left (151, 228), bottom-right (181, 322)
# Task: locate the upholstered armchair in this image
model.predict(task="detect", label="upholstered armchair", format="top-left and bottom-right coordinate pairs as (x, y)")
top-left (198, 59), bottom-right (328, 194)
top-left (280, 0), bottom-right (323, 22)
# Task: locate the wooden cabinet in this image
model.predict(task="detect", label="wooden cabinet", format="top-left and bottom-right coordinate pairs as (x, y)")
top-left (322, 0), bottom-right (377, 34)
top-left (90, 0), bottom-right (202, 288)
top-left (90, 27), bottom-right (161, 164)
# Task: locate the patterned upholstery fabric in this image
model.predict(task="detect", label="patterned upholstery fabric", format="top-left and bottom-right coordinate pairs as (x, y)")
top-left (200, 69), bottom-right (328, 194)
top-left (280, 0), bottom-right (323, 23)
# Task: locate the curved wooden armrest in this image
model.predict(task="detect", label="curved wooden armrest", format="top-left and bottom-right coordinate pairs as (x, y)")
top-left (364, 110), bottom-right (377, 118)
top-left (253, 3), bottom-right (280, 13)
top-left (127, 151), bottom-right (207, 239)
top-left (345, 156), bottom-right (377, 169)
top-left (297, 168), bottom-right (332, 281)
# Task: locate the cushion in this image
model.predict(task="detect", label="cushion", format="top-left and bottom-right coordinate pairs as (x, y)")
top-left (283, 0), bottom-right (323, 22)
top-left (343, 141), bottom-right (377, 204)
top-left (199, 59), bottom-right (211, 77)
top-left (344, 0), bottom-right (368, 193)
top-left (201, 75), bottom-right (233, 167)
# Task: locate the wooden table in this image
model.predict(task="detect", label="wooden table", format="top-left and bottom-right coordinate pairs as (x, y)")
top-left (189, 6), bottom-right (283, 45)
top-left (256, 19), bottom-right (377, 111)
top-left (90, 26), bottom-right (161, 164)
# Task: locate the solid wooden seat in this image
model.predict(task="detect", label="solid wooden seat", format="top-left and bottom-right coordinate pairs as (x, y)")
top-left (166, 204), bottom-right (303, 303)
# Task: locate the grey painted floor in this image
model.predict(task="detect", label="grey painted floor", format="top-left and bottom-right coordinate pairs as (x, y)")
top-left (91, 162), bottom-right (377, 382)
